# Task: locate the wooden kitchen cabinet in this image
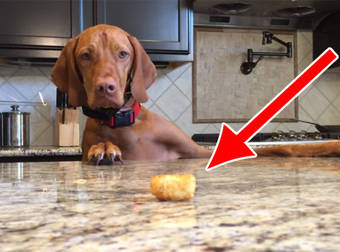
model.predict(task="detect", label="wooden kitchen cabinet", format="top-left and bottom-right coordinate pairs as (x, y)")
top-left (95, 0), bottom-right (193, 61)
top-left (0, 0), bottom-right (93, 58)
top-left (0, 0), bottom-right (193, 61)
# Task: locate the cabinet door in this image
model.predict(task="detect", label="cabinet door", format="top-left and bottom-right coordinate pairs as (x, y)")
top-left (96, 0), bottom-right (193, 60)
top-left (0, 0), bottom-right (92, 58)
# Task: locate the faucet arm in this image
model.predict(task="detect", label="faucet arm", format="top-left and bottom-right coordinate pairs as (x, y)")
top-left (241, 31), bottom-right (293, 75)
top-left (263, 31), bottom-right (290, 48)
top-left (271, 35), bottom-right (291, 48)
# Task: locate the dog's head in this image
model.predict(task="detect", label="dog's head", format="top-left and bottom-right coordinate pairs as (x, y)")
top-left (51, 24), bottom-right (157, 109)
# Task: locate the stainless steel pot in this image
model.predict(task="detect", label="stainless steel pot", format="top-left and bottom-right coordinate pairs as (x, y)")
top-left (0, 112), bottom-right (3, 147)
top-left (2, 105), bottom-right (30, 147)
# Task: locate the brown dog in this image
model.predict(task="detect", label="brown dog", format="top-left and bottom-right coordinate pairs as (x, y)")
top-left (51, 24), bottom-right (211, 163)
top-left (51, 24), bottom-right (340, 164)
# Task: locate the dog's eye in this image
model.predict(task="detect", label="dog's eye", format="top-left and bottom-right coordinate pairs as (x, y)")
top-left (80, 52), bottom-right (91, 60)
top-left (119, 51), bottom-right (128, 59)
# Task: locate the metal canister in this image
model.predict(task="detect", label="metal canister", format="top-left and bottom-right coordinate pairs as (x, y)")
top-left (0, 112), bottom-right (3, 147)
top-left (2, 105), bottom-right (30, 147)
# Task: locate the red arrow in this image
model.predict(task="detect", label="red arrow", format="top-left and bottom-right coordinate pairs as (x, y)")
top-left (206, 48), bottom-right (339, 171)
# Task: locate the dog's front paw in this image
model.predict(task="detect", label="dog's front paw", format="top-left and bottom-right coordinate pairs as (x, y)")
top-left (105, 141), bottom-right (123, 163)
top-left (88, 141), bottom-right (123, 165)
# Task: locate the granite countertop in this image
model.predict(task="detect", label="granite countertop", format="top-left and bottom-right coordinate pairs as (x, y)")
top-left (0, 146), bottom-right (82, 157)
top-left (0, 157), bottom-right (340, 251)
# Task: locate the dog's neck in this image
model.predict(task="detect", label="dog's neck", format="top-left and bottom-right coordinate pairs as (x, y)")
top-left (120, 97), bottom-right (137, 111)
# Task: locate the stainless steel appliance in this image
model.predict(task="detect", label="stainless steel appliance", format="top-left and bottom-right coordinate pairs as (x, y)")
top-left (2, 105), bottom-right (30, 147)
top-left (192, 130), bottom-right (340, 150)
top-left (193, 0), bottom-right (340, 29)
top-left (194, 1), bottom-right (340, 70)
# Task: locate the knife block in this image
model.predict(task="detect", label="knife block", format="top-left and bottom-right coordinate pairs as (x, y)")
top-left (56, 108), bottom-right (80, 147)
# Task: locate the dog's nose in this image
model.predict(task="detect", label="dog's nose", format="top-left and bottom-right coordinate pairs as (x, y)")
top-left (96, 82), bottom-right (117, 95)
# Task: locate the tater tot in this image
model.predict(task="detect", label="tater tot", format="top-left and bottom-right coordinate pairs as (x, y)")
top-left (150, 174), bottom-right (196, 201)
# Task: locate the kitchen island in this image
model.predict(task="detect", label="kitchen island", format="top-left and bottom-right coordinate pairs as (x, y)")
top-left (0, 157), bottom-right (339, 251)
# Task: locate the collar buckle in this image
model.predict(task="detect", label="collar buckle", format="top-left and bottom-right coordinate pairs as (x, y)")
top-left (106, 110), bottom-right (135, 128)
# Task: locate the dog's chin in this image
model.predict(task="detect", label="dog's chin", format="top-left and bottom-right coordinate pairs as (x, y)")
top-left (88, 96), bottom-right (124, 110)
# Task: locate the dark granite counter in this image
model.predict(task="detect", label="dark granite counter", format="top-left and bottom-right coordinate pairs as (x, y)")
top-left (0, 146), bottom-right (82, 157)
top-left (0, 157), bottom-right (339, 251)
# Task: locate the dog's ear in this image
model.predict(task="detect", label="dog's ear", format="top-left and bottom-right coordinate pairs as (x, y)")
top-left (128, 35), bottom-right (157, 103)
top-left (51, 38), bottom-right (87, 107)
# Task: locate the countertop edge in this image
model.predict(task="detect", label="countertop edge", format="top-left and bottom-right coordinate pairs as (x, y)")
top-left (0, 146), bottom-right (82, 157)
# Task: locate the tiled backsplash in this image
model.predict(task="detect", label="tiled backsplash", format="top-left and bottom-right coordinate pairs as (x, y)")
top-left (0, 64), bottom-right (56, 146)
top-left (0, 30), bottom-right (340, 146)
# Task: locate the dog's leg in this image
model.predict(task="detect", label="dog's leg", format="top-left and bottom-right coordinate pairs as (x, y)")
top-left (255, 141), bottom-right (340, 157)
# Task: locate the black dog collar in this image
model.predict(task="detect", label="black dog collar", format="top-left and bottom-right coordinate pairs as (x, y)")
top-left (82, 101), bottom-right (141, 128)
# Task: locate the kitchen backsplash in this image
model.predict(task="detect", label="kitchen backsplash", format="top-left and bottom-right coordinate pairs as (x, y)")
top-left (194, 28), bottom-right (296, 122)
top-left (0, 65), bottom-right (56, 146)
top-left (1, 30), bottom-right (340, 146)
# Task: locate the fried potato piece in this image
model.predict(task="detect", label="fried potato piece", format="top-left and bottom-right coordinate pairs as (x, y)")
top-left (150, 174), bottom-right (196, 201)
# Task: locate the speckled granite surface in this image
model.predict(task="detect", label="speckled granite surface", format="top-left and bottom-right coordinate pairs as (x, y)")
top-left (0, 157), bottom-right (340, 251)
top-left (0, 146), bottom-right (82, 157)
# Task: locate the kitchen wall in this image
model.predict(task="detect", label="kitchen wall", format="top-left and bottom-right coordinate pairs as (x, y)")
top-left (150, 30), bottom-right (340, 135)
top-left (1, 30), bottom-right (340, 146)
top-left (0, 65), bottom-right (56, 146)
top-left (194, 29), bottom-right (296, 122)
